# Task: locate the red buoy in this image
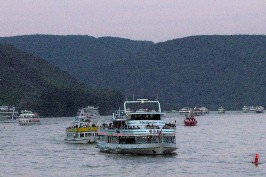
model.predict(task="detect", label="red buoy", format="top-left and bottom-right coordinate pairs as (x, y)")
top-left (253, 153), bottom-right (259, 166)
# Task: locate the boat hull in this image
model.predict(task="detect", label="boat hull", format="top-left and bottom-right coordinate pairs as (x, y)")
top-left (0, 115), bottom-right (17, 122)
top-left (18, 122), bottom-right (41, 126)
top-left (17, 118), bottom-right (41, 126)
top-left (184, 118), bottom-right (197, 126)
top-left (0, 117), bottom-right (16, 123)
top-left (65, 137), bottom-right (97, 144)
top-left (242, 109), bottom-right (249, 113)
top-left (184, 123), bottom-right (197, 126)
top-left (97, 142), bottom-right (177, 155)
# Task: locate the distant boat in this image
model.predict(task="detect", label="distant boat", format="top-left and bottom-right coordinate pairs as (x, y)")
top-left (179, 107), bottom-right (191, 114)
top-left (184, 115), bottom-right (197, 126)
top-left (249, 106), bottom-right (256, 112)
top-left (218, 106), bottom-right (225, 114)
top-left (255, 106), bottom-right (264, 113)
top-left (190, 107), bottom-right (209, 116)
top-left (242, 106), bottom-right (250, 113)
top-left (0, 106), bottom-right (18, 122)
top-left (77, 106), bottom-right (100, 119)
top-left (199, 107), bottom-right (209, 114)
top-left (17, 110), bottom-right (41, 125)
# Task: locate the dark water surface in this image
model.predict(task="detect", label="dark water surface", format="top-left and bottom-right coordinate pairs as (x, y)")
top-left (1, 112), bottom-right (266, 177)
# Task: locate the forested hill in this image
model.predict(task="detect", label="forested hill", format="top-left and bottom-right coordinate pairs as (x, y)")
top-left (85, 35), bottom-right (266, 110)
top-left (0, 44), bottom-right (124, 116)
top-left (0, 35), bottom-right (153, 79)
top-left (0, 35), bottom-right (265, 110)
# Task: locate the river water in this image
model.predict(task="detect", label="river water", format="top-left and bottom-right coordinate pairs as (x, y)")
top-left (0, 111), bottom-right (265, 177)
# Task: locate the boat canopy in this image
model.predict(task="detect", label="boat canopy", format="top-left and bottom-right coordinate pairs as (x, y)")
top-left (124, 99), bottom-right (163, 114)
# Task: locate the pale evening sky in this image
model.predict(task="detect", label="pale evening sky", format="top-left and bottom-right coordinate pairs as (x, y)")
top-left (1, 0), bottom-right (266, 42)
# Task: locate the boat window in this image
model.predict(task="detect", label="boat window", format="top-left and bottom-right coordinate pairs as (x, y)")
top-left (80, 133), bottom-right (84, 137)
top-left (113, 121), bottom-right (125, 128)
top-left (126, 136), bottom-right (136, 144)
top-left (131, 114), bottom-right (160, 120)
top-left (118, 136), bottom-right (136, 144)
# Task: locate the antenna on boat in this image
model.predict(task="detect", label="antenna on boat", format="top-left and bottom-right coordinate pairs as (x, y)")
top-left (156, 94), bottom-right (159, 100)
top-left (11, 106), bottom-right (15, 120)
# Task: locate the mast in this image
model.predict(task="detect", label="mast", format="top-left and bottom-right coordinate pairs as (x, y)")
top-left (11, 107), bottom-right (15, 120)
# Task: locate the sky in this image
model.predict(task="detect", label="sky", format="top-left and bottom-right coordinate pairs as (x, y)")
top-left (1, 0), bottom-right (266, 42)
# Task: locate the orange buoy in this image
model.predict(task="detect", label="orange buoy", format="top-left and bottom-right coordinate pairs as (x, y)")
top-left (252, 153), bottom-right (259, 165)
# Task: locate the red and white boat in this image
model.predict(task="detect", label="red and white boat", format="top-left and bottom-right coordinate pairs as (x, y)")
top-left (17, 110), bottom-right (41, 125)
top-left (184, 115), bottom-right (197, 126)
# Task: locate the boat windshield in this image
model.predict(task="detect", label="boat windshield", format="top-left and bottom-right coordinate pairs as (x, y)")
top-left (130, 114), bottom-right (161, 120)
top-left (124, 99), bottom-right (162, 113)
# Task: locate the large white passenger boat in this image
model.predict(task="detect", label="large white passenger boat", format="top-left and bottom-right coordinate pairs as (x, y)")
top-left (0, 106), bottom-right (18, 122)
top-left (17, 110), bottom-right (41, 125)
top-left (97, 99), bottom-right (177, 155)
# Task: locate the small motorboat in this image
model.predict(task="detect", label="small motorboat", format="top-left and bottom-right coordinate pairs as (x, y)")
top-left (184, 115), bottom-right (197, 126)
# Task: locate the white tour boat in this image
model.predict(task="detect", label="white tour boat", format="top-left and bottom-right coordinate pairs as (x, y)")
top-left (65, 106), bottom-right (99, 144)
top-left (218, 106), bottom-right (225, 114)
top-left (178, 107), bottom-right (191, 114)
top-left (77, 106), bottom-right (100, 119)
top-left (65, 116), bottom-right (98, 144)
top-left (249, 106), bottom-right (256, 112)
top-left (0, 106), bottom-right (18, 122)
top-left (255, 106), bottom-right (264, 113)
top-left (190, 107), bottom-right (209, 116)
top-left (97, 99), bottom-right (177, 155)
top-left (17, 110), bottom-right (41, 125)
top-left (242, 106), bottom-right (250, 113)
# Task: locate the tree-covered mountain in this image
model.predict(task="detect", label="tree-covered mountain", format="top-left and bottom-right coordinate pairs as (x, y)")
top-left (1, 35), bottom-right (265, 110)
top-left (0, 35), bottom-right (153, 80)
top-left (85, 35), bottom-right (266, 110)
top-left (0, 44), bottom-right (124, 116)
